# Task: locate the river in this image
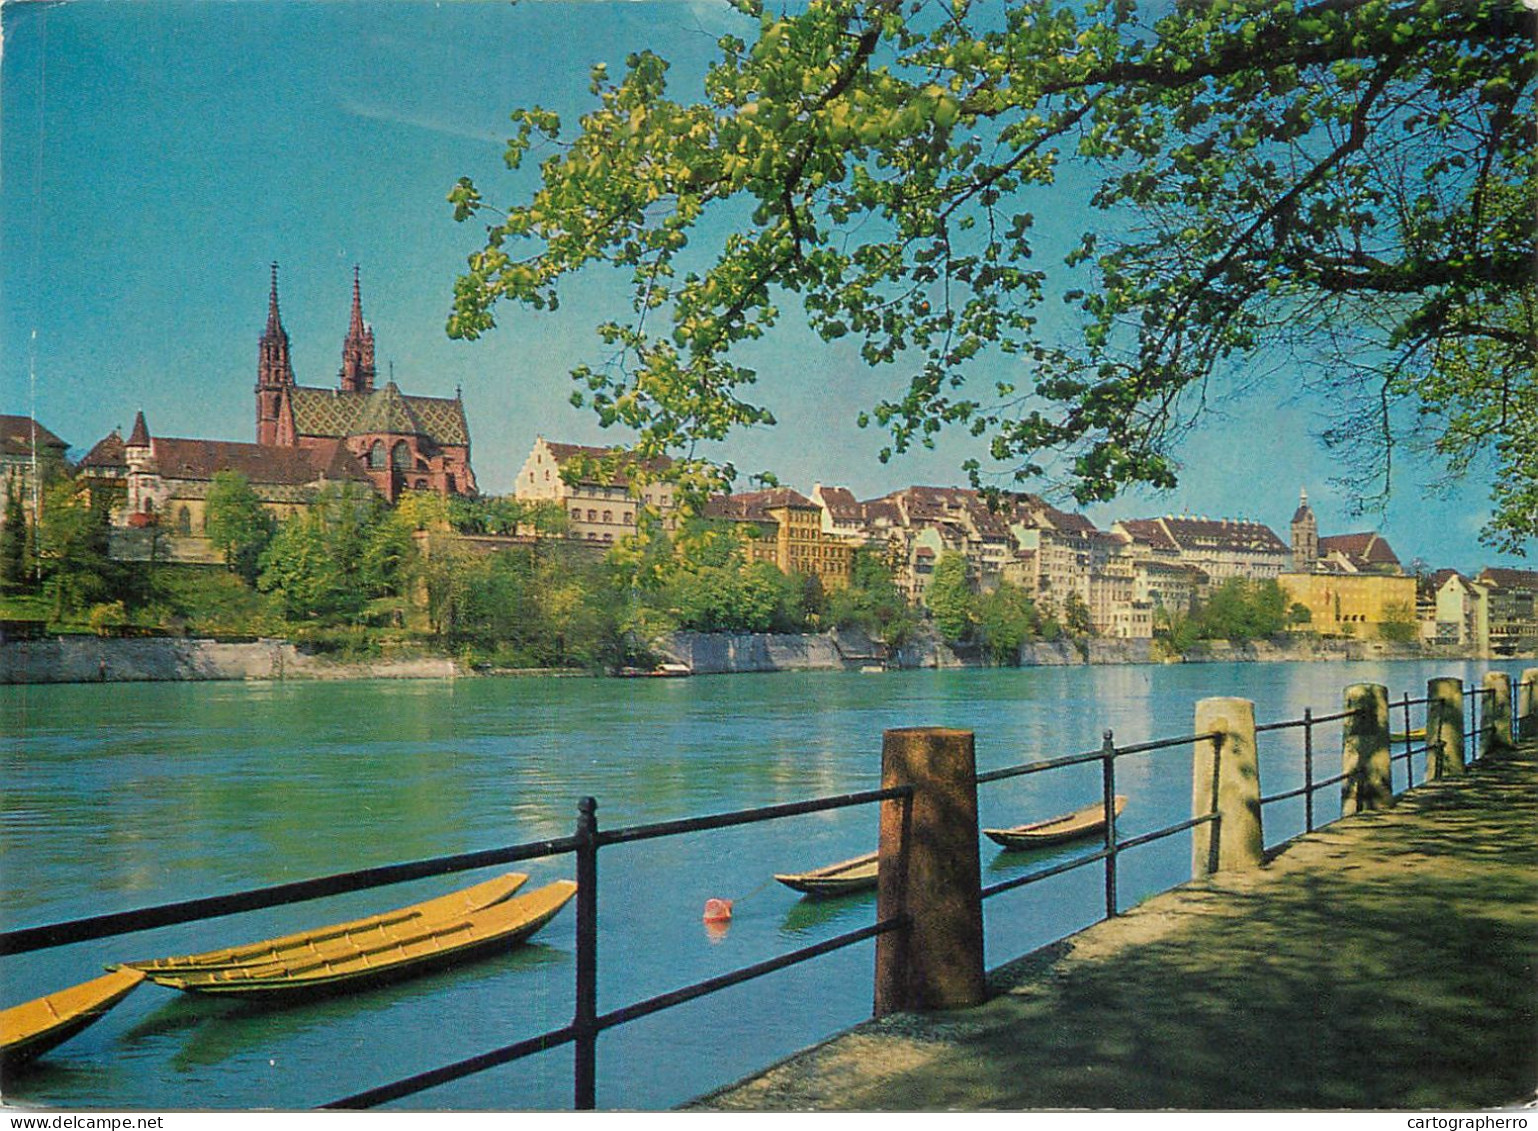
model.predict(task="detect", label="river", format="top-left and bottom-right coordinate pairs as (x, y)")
top-left (1, 658), bottom-right (1527, 1110)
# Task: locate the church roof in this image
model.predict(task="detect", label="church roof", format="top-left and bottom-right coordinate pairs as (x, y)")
top-left (149, 437), bottom-right (370, 487)
top-left (288, 384), bottom-right (469, 446)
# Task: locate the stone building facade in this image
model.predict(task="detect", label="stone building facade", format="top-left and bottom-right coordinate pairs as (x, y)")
top-left (513, 437), bottom-right (676, 545)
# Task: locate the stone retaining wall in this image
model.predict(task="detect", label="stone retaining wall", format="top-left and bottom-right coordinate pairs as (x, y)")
top-left (0, 637), bottom-right (461, 684)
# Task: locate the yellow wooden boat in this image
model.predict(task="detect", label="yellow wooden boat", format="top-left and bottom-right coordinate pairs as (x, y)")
top-left (142, 880), bottom-right (577, 997)
top-left (0, 967), bottom-right (146, 1070)
top-left (118, 872), bottom-right (528, 978)
top-left (774, 851), bottom-right (879, 897)
top-left (1390, 728), bottom-right (1427, 743)
top-left (984, 796), bottom-right (1128, 851)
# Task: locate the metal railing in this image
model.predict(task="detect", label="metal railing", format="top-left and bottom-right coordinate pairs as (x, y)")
top-left (5, 672), bottom-right (1526, 1110)
top-left (974, 729), bottom-right (1221, 922)
top-left (0, 783), bottom-right (911, 1111)
top-left (1255, 706), bottom-right (1362, 836)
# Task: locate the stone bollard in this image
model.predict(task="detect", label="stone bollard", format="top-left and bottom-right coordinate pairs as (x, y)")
top-left (1191, 698), bottom-right (1263, 878)
top-left (874, 727), bottom-right (986, 1017)
top-left (1483, 671), bottom-right (1514, 757)
top-left (1425, 677), bottom-right (1465, 780)
top-left (1518, 669), bottom-right (1538, 741)
top-left (1342, 683), bottom-right (1392, 814)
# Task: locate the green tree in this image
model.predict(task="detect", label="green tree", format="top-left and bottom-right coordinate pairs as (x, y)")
top-left (1062, 590), bottom-right (1094, 638)
top-left (1196, 578), bottom-right (1291, 642)
top-left (974, 581), bottom-right (1038, 665)
top-left (34, 481), bottom-right (119, 620)
top-left (827, 548), bottom-right (918, 647)
top-left (925, 551), bottom-right (973, 642)
top-left (1379, 599), bottom-right (1418, 643)
top-left (450, 0), bottom-right (1534, 549)
top-left (1, 486), bottom-right (29, 594)
top-left (256, 485), bottom-right (400, 623)
top-left (203, 471), bottom-right (275, 585)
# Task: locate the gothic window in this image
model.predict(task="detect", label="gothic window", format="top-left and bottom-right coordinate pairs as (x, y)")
top-left (176, 506), bottom-right (191, 535)
top-left (392, 441), bottom-right (411, 469)
top-left (369, 441), bottom-right (386, 469)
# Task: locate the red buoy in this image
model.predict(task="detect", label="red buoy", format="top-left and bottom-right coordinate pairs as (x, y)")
top-left (702, 898), bottom-right (734, 922)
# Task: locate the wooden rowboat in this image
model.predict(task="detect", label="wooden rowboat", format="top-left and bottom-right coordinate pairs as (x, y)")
top-left (774, 851), bottom-right (879, 897)
top-left (118, 872), bottom-right (528, 978)
top-left (984, 796), bottom-right (1128, 851)
top-left (140, 880), bottom-right (577, 997)
top-left (0, 967), bottom-right (146, 1070)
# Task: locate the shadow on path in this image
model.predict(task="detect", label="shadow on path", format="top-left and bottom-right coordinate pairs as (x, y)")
top-left (695, 746), bottom-right (1538, 1110)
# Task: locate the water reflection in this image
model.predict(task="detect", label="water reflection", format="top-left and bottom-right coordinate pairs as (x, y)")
top-left (779, 890), bottom-right (876, 936)
top-left (3, 659), bottom-right (1528, 1110)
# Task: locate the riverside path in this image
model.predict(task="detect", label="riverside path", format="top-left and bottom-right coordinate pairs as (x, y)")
top-left (693, 739), bottom-right (1538, 1111)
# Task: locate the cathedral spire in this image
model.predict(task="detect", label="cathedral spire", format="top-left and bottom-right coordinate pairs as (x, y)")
top-left (339, 265), bottom-right (376, 393)
top-left (265, 262), bottom-right (283, 337)
top-left (257, 263), bottom-right (295, 446)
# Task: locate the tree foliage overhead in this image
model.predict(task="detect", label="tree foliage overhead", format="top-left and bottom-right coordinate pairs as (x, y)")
top-left (449, 0), bottom-right (1535, 548)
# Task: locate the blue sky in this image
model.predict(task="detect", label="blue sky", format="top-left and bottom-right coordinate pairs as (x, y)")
top-left (1, 0), bottom-right (1523, 572)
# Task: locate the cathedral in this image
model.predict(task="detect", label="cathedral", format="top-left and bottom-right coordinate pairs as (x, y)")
top-left (79, 266), bottom-right (477, 561)
top-left (255, 264), bottom-right (476, 502)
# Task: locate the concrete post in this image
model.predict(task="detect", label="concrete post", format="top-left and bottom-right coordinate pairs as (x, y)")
top-left (1191, 698), bottom-right (1263, 878)
top-left (874, 727), bottom-right (986, 1017)
top-left (1482, 671), bottom-right (1514, 757)
top-left (1426, 677), bottom-right (1465, 780)
top-left (1342, 683), bottom-right (1392, 814)
top-left (1516, 669), bottom-right (1538, 740)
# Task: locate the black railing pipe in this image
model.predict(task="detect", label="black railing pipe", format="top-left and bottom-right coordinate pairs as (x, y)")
top-left (573, 796), bottom-right (600, 1111)
top-left (1100, 730), bottom-right (1118, 919)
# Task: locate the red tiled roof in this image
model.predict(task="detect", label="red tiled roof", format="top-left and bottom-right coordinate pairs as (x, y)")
top-left (816, 485), bottom-right (863, 519)
top-left (704, 488), bottom-right (816, 522)
top-left (543, 441), bottom-right (672, 487)
top-left (1158, 517), bottom-right (1288, 554)
top-left (78, 431), bottom-right (127, 470)
top-left (149, 437), bottom-right (369, 486)
top-left (1477, 568), bottom-right (1538, 591)
top-left (0, 415), bottom-right (68, 458)
top-left (1320, 532), bottom-right (1400, 569)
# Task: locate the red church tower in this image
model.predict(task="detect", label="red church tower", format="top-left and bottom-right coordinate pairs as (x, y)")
top-left (255, 263), bottom-right (295, 446)
top-left (339, 266), bottom-right (376, 393)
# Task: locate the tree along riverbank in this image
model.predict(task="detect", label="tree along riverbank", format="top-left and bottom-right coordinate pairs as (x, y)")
top-left (0, 629), bottom-right (1512, 685)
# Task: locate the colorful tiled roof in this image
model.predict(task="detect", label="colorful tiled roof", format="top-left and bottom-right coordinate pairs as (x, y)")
top-left (289, 383), bottom-right (469, 446)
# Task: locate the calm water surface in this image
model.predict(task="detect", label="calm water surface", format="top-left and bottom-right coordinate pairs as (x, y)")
top-left (2, 659), bottom-right (1524, 1110)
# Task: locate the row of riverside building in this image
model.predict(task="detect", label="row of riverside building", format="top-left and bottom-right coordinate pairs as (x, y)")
top-left (514, 437), bottom-right (1536, 657)
top-left (2, 265), bottom-right (1534, 656)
